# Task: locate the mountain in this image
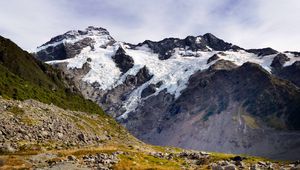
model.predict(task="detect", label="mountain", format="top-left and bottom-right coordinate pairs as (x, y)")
top-left (35, 26), bottom-right (300, 160)
top-left (3, 35), bottom-right (298, 170)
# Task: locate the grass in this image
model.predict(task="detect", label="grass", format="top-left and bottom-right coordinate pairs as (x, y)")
top-left (0, 156), bottom-right (32, 170)
top-left (20, 116), bottom-right (40, 126)
top-left (114, 152), bottom-right (183, 170)
top-left (7, 106), bottom-right (24, 115)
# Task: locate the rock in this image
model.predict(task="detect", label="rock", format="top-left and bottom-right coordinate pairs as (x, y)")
top-left (292, 164), bottom-right (300, 170)
top-left (207, 54), bottom-right (220, 64)
top-left (200, 151), bottom-right (210, 156)
top-left (0, 159), bottom-right (4, 166)
top-left (212, 163), bottom-right (224, 170)
top-left (0, 143), bottom-right (15, 153)
top-left (232, 156), bottom-right (243, 162)
top-left (271, 53), bottom-right (290, 69)
top-left (235, 161), bottom-right (245, 168)
top-left (67, 155), bottom-right (77, 161)
top-left (57, 133), bottom-right (64, 139)
top-left (78, 133), bottom-right (85, 142)
top-left (246, 47), bottom-right (278, 56)
top-left (224, 164), bottom-right (237, 170)
top-left (218, 160), bottom-right (229, 166)
top-left (258, 161), bottom-right (267, 167)
top-left (41, 131), bottom-right (49, 136)
top-left (141, 84), bottom-right (156, 98)
top-left (112, 47), bottom-right (134, 73)
top-left (18, 128), bottom-right (26, 134)
top-left (250, 164), bottom-right (260, 170)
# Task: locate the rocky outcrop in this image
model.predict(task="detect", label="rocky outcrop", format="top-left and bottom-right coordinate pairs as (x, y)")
top-left (246, 47), bottom-right (278, 56)
top-left (207, 54), bottom-right (220, 64)
top-left (100, 66), bottom-right (153, 117)
top-left (36, 26), bottom-right (115, 62)
top-left (202, 33), bottom-right (241, 51)
top-left (208, 59), bottom-right (238, 71)
top-left (274, 61), bottom-right (300, 87)
top-left (134, 34), bottom-right (242, 60)
top-left (271, 53), bottom-right (290, 69)
top-left (112, 47), bottom-right (134, 73)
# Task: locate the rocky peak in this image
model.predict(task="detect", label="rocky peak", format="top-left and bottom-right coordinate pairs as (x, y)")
top-left (202, 33), bottom-right (242, 51)
top-left (35, 26), bottom-right (115, 61)
top-left (112, 47), bottom-right (134, 73)
top-left (246, 47), bottom-right (278, 56)
top-left (40, 26), bottom-right (112, 48)
top-left (135, 33), bottom-right (241, 60)
top-left (285, 51), bottom-right (300, 57)
top-left (208, 59), bottom-right (237, 71)
top-left (271, 53), bottom-right (290, 69)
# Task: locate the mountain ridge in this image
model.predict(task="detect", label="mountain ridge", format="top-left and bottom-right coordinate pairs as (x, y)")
top-left (34, 26), bottom-right (300, 160)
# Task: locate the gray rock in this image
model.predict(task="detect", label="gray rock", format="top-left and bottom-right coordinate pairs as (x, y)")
top-left (67, 155), bottom-right (77, 161)
top-left (41, 131), bottom-right (49, 137)
top-left (57, 133), bottom-right (64, 139)
top-left (78, 133), bottom-right (85, 142)
top-left (291, 164), bottom-right (300, 170)
top-left (212, 163), bottom-right (224, 170)
top-left (224, 164), bottom-right (237, 170)
top-left (0, 143), bottom-right (15, 153)
top-left (258, 161), bottom-right (267, 167)
top-left (250, 164), bottom-right (260, 170)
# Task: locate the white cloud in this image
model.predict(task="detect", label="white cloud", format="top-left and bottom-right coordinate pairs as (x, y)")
top-left (0, 0), bottom-right (299, 52)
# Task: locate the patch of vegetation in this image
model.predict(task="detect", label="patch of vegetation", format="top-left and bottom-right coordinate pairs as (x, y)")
top-left (0, 36), bottom-right (106, 116)
top-left (20, 116), bottom-right (40, 126)
top-left (7, 106), bottom-right (24, 115)
top-left (115, 152), bottom-right (183, 170)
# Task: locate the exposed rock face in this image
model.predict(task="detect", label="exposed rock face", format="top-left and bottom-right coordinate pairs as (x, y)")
top-left (122, 62), bottom-right (300, 160)
top-left (133, 33), bottom-right (242, 60)
top-left (112, 47), bottom-right (134, 73)
top-left (246, 47), bottom-right (278, 56)
top-left (208, 59), bottom-right (238, 71)
top-left (274, 61), bottom-right (300, 87)
top-left (271, 53), bottom-right (290, 69)
top-left (35, 27), bottom-right (300, 160)
top-left (207, 54), bottom-right (220, 64)
top-left (36, 26), bottom-right (115, 62)
top-left (202, 33), bottom-right (241, 51)
top-left (100, 66), bottom-right (153, 117)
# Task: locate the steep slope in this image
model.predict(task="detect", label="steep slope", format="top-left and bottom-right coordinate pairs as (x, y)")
top-left (0, 35), bottom-right (104, 115)
top-left (124, 61), bottom-right (300, 160)
top-left (35, 27), bottom-right (300, 160)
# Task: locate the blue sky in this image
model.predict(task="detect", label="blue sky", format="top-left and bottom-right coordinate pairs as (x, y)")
top-left (0, 0), bottom-right (299, 51)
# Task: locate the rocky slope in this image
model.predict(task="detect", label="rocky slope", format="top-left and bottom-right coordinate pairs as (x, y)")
top-left (1, 97), bottom-right (300, 170)
top-left (35, 26), bottom-right (300, 160)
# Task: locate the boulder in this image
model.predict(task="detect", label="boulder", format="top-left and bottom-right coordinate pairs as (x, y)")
top-left (77, 133), bottom-right (85, 142)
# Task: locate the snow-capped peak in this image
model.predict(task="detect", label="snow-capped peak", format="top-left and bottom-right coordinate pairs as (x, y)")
top-left (35, 26), bottom-right (300, 119)
top-left (36, 26), bottom-right (114, 52)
